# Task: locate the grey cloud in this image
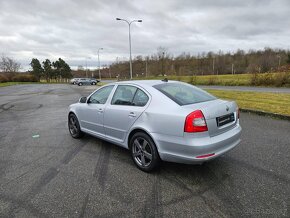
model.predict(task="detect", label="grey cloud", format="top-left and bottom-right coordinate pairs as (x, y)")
top-left (0, 0), bottom-right (289, 68)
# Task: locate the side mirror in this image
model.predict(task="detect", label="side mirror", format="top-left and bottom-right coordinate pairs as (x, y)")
top-left (79, 97), bottom-right (87, 103)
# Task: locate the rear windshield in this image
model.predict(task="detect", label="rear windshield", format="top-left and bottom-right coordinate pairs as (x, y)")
top-left (153, 82), bottom-right (216, 105)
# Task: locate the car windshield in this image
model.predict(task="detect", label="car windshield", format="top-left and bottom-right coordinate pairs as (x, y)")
top-left (153, 82), bottom-right (216, 105)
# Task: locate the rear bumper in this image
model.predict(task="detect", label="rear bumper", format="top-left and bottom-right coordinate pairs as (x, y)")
top-left (151, 123), bottom-right (242, 164)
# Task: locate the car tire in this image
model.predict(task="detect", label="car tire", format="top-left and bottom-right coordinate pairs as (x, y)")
top-left (68, 113), bottom-right (84, 138)
top-left (78, 82), bottom-right (83, 86)
top-left (92, 82), bottom-right (96, 85)
top-left (130, 132), bottom-right (160, 172)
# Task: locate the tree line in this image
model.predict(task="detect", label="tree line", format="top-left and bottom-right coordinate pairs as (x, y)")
top-left (2, 47), bottom-right (290, 82)
top-left (30, 58), bottom-right (72, 82)
top-left (96, 47), bottom-right (290, 79)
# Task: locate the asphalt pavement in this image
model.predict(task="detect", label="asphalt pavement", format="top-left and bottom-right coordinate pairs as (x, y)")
top-left (0, 84), bottom-right (289, 217)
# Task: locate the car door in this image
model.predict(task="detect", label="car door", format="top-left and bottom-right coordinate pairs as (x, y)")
top-left (79, 85), bottom-right (114, 137)
top-left (103, 85), bottom-right (150, 143)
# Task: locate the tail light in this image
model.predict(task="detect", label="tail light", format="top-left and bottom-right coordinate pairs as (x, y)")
top-left (184, 110), bottom-right (208, 132)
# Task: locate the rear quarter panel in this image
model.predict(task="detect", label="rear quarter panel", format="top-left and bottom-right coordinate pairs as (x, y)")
top-left (131, 86), bottom-right (188, 137)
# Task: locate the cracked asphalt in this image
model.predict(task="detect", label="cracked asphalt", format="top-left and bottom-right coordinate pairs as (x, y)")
top-left (0, 84), bottom-right (289, 217)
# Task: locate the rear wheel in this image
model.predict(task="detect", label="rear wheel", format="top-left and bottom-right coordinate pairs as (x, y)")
top-left (78, 82), bottom-right (83, 86)
top-left (92, 82), bottom-right (96, 85)
top-left (68, 113), bottom-right (84, 138)
top-left (130, 132), bottom-right (160, 172)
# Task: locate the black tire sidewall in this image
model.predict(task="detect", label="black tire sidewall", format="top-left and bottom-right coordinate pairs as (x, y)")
top-left (68, 113), bottom-right (83, 138)
top-left (130, 132), bottom-right (160, 172)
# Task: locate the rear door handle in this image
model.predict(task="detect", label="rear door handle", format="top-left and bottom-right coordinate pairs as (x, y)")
top-left (129, 112), bottom-right (136, 117)
top-left (98, 108), bottom-right (104, 113)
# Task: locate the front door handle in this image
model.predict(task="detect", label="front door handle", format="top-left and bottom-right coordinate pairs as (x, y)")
top-left (129, 112), bottom-right (136, 117)
top-left (98, 108), bottom-right (104, 113)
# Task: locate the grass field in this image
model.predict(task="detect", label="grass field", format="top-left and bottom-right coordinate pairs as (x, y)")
top-left (133, 73), bottom-right (290, 116)
top-left (136, 74), bottom-right (250, 85)
top-left (136, 72), bottom-right (290, 87)
top-left (206, 89), bottom-right (290, 116)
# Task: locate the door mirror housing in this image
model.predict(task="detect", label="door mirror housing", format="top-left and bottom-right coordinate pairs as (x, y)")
top-left (79, 97), bottom-right (87, 103)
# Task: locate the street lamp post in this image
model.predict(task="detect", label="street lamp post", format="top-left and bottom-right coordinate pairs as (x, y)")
top-left (116, 18), bottom-right (142, 80)
top-left (98, 48), bottom-right (103, 80)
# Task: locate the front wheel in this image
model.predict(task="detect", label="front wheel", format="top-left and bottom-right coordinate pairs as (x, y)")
top-left (91, 82), bottom-right (96, 85)
top-left (130, 132), bottom-right (160, 172)
top-left (68, 113), bottom-right (84, 138)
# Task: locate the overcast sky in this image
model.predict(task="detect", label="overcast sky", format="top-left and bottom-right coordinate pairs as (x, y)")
top-left (0, 0), bottom-right (289, 70)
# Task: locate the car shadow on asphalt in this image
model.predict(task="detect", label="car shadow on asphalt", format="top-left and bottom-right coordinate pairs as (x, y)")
top-left (82, 133), bottom-right (229, 177)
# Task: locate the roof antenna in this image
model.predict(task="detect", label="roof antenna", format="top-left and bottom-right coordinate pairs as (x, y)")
top-left (162, 78), bottom-right (168, 82)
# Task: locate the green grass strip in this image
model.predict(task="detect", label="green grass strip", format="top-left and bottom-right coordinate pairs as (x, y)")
top-left (206, 89), bottom-right (290, 116)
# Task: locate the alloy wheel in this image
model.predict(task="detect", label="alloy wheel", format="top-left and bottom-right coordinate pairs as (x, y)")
top-left (132, 137), bottom-right (153, 167)
top-left (69, 116), bottom-right (78, 136)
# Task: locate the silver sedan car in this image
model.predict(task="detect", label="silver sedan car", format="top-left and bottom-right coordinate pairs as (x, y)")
top-left (77, 78), bottom-right (99, 86)
top-left (68, 80), bottom-right (241, 172)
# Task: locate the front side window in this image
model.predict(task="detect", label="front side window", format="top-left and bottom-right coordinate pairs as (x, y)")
top-left (153, 82), bottom-right (216, 105)
top-left (111, 85), bottom-right (149, 106)
top-left (88, 85), bottom-right (114, 104)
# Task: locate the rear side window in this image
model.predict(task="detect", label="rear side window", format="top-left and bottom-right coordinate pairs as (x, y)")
top-left (153, 83), bottom-right (216, 105)
top-left (132, 89), bottom-right (149, 106)
top-left (111, 85), bottom-right (149, 106)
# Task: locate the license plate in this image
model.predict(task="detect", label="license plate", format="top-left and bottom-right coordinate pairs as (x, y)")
top-left (216, 113), bottom-right (235, 127)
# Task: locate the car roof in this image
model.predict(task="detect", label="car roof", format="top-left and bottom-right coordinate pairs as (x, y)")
top-left (114, 80), bottom-right (179, 87)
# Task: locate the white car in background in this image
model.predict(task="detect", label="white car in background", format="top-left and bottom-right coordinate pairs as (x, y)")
top-left (70, 78), bottom-right (82, 85)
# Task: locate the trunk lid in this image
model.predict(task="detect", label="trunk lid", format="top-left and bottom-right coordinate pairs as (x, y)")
top-left (183, 99), bottom-right (238, 136)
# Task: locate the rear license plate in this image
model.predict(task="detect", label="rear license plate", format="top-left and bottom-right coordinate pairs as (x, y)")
top-left (216, 113), bottom-right (235, 127)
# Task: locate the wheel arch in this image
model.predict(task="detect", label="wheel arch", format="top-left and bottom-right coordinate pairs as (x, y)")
top-left (127, 127), bottom-right (159, 151)
top-left (68, 110), bottom-right (80, 124)
top-left (68, 111), bottom-right (75, 117)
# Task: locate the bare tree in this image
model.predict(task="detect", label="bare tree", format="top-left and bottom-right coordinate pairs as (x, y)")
top-left (0, 56), bottom-right (21, 73)
top-left (77, 65), bottom-right (84, 71)
top-left (157, 47), bottom-right (168, 76)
